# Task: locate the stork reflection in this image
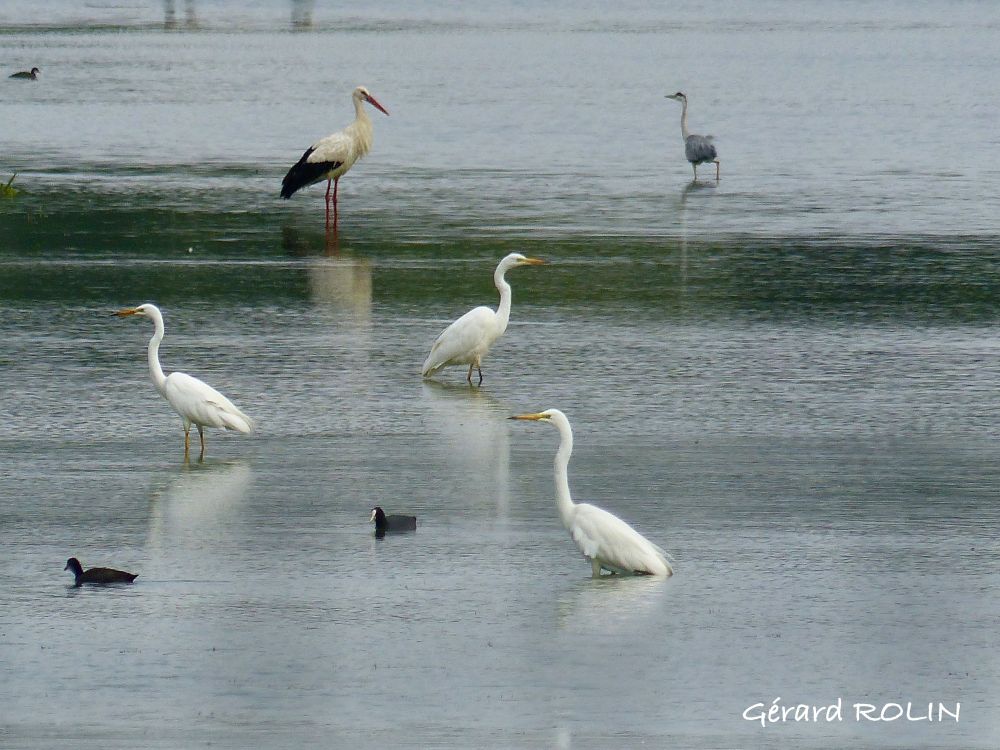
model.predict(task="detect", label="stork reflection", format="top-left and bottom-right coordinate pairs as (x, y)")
top-left (163, 0), bottom-right (197, 29)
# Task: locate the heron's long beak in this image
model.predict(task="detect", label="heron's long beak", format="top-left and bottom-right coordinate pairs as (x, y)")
top-left (63, 561), bottom-right (70, 570)
top-left (366, 94), bottom-right (390, 116)
top-left (114, 307), bottom-right (138, 317)
top-left (369, 509), bottom-right (377, 522)
top-left (521, 257), bottom-right (546, 266)
top-left (508, 412), bottom-right (546, 421)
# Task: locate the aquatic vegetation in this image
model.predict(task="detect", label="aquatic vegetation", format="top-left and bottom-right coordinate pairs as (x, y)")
top-left (0, 174), bottom-right (18, 199)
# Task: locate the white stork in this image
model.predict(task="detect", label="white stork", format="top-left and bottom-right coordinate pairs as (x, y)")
top-left (280, 86), bottom-right (389, 231)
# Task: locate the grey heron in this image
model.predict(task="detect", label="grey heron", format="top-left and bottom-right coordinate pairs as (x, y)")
top-left (665, 92), bottom-right (719, 180)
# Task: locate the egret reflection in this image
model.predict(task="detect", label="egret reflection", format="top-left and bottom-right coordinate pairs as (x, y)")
top-left (556, 575), bottom-right (666, 631)
top-left (421, 381), bottom-right (511, 516)
top-left (146, 460), bottom-right (253, 553)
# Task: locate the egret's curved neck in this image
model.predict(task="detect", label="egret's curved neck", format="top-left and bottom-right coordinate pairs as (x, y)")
top-left (552, 417), bottom-right (576, 526)
top-left (145, 310), bottom-right (168, 392)
top-left (494, 264), bottom-right (513, 333)
top-left (679, 98), bottom-right (690, 140)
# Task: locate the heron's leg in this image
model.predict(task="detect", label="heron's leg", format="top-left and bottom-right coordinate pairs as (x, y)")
top-left (715, 159), bottom-right (720, 181)
top-left (591, 558), bottom-right (603, 578)
top-left (692, 163), bottom-right (698, 179)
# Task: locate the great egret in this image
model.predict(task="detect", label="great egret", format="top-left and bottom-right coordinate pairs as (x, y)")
top-left (115, 304), bottom-right (253, 458)
top-left (665, 92), bottom-right (719, 180)
top-left (280, 85), bottom-right (390, 232)
top-left (509, 409), bottom-right (673, 577)
top-left (64, 558), bottom-right (138, 586)
top-left (9, 67), bottom-right (39, 80)
top-left (421, 253), bottom-right (546, 385)
top-left (370, 506), bottom-right (417, 534)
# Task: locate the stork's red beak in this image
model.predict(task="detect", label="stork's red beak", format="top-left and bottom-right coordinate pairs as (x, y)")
top-left (366, 94), bottom-right (389, 116)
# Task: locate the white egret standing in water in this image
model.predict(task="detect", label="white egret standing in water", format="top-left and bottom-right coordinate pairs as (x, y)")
top-left (510, 409), bottom-right (673, 577)
top-left (421, 253), bottom-right (546, 385)
top-left (115, 304), bottom-right (253, 458)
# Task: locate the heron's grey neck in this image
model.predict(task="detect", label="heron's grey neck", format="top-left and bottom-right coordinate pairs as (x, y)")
top-left (680, 98), bottom-right (690, 141)
top-left (494, 265), bottom-right (513, 333)
top-left (553, 418), bottom-right (576, 526)
top-left (146, 313), bottom-right (168, 392)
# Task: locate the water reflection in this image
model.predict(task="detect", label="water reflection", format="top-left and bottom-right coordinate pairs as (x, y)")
top-left (163, 0), bottom-right (197, 29)
top-left (281, 224), bottom-right (331, 257)
top-left (679, 178), bottom-right (717, 203)
top-left (421, 381), bottom-right (511, 516)
top-left (555, 575), bottom-right (667, 632)
top-left (290, 0), bottom-right (314, 30)
top-left (676, 178), bottom-right (718, 290)
top-left (281, 222), bottom-right (351, 259)
top-left (306, 256), bottom-right (373, 323)
top-left (145, 460), bottom-right (253, 553)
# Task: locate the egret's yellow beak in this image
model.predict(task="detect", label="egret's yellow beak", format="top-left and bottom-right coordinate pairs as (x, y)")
top-left (114, 308), bottom-right (138, 318)
top-left (508, 412), bottom-right (546, 421)
top-left (521, 257), bottom-right (546, 266)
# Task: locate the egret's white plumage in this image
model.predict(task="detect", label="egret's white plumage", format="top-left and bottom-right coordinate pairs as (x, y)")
top-left (421, 253), bottom-right (545, 385)
top-left (665, 91), bottom-right (719, 180)
top-left (115, 303), bottom-right (253, 457)
top-left (280, 85), bottom-right (389, 231)
top-left (510, 409), bottom-right (673, 577)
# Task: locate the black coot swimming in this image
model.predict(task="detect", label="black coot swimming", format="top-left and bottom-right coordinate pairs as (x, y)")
top-left (370, 506), bottom-right (416, 536)
top-left (64, 557), bottom-right (138, 586)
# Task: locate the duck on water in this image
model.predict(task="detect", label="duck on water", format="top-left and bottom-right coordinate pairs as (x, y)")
top-left (64, 557), bottom-right (138, 586)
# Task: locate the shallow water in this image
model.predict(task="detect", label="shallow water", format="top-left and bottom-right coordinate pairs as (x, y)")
top-left (2, 2), bottom-right (1000, 749)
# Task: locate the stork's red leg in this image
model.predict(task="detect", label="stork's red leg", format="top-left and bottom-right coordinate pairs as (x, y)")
top-left (325, 179), bottom-right (332, 233)
top-left (332, 177), bottom-right (339, 229)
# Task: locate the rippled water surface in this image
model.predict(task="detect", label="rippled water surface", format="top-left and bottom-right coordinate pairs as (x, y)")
top-left (2, 2), bottom-right (999, 749)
